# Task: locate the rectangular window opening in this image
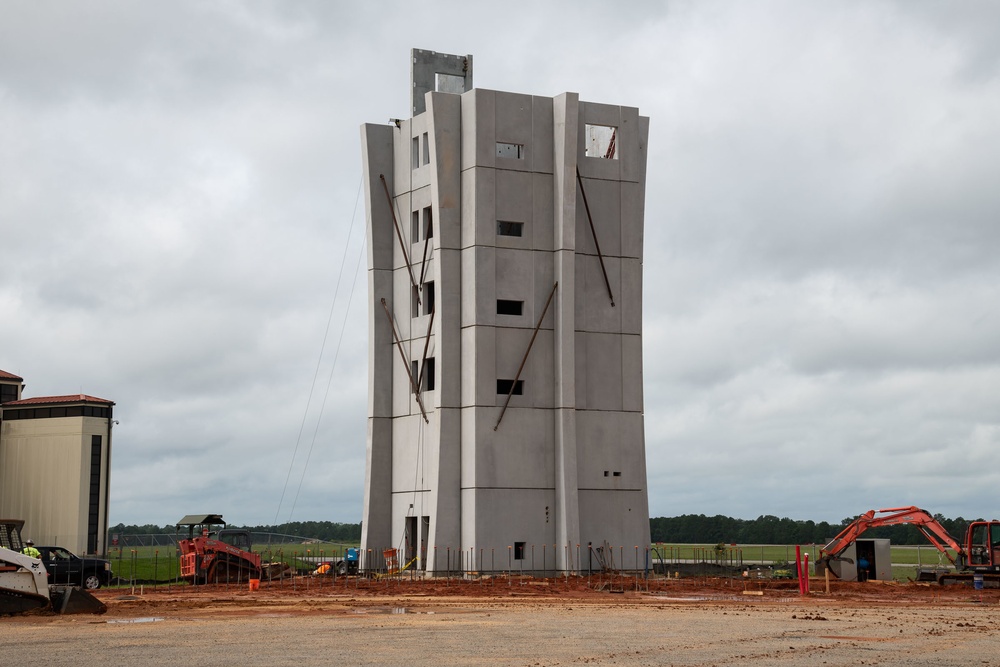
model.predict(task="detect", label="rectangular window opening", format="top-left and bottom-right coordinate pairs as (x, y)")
top-left (613, 471), bottom-right (622, 477)
top-left (604, 471), bottom-right (610, 477)
top-left (411, 136), bottom-right (420, 169)
top-left (497, 221), bottom-right (524, 237)
top-left (424, 357), bottom-right (435, 392)
top-left (411, 360), bottom-right (419, 389)
top-left (585, 124), bottom-right (619, 160)
top-left (423, 206), bottom-right (433, 239)
top-left (496, 299), bottom-right (523, 316)
top-left (422, 132), bottom-right (429, 165)
top-left (422, 281), bottom-right (435, 316)
top-left (411, 210), bottom-right (420, 243)
top-left (411, 285), bottom-right (420, 318)
top-left (496, 142), bottom-right (524, 160)
top-left (514, 541), bottom-right (526, 561)
top-left (496, 379), bottom-right (523, 395)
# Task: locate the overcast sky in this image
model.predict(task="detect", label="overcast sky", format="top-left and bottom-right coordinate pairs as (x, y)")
top-left (2, 1), bottom-right (998, 529)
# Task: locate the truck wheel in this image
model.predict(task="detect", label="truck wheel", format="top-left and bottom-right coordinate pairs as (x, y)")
top-left (83, 574), bottom-right (102, 590)
top-left (336, 561), bottom-right (347, 576)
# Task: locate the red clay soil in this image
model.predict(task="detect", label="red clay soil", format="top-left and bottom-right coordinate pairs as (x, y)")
top-left (83, 574), bottom-right (1000, 618)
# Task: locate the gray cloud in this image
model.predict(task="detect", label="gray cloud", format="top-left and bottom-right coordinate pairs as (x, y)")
top-left (2, 0), bottom-right (998, 528)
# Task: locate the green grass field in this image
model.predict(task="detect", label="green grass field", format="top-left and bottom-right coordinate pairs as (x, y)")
top-left (101, 542), bottom-right (958, 587)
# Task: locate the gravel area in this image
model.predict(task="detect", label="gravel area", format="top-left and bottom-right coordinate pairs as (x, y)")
top-left (3, 578), bottom-right (998, 665)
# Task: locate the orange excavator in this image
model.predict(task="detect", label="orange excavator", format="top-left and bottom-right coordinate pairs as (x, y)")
top-left (818, 506), bottom-right (1000, 586)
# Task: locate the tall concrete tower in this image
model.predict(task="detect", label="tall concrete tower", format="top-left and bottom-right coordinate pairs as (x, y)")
top-left (360, 49), bottom-right (649, 573)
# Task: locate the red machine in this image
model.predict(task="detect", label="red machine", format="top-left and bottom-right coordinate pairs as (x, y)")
top-left (819, 506), bottom-right (1000, 585)
top-left (176, 514), bottom-right (261, 585)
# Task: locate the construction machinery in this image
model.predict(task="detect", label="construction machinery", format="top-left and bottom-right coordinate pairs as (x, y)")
top-left (818, 506), bottom-right (1000, 586)
top-left (177, 514), bottom-right (262, 584)
top-left (1, 519), bottom-right (106, 615)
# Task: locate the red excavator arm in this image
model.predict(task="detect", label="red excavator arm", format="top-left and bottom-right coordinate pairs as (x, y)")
top-left (820, 506), bottom-right (966, 566)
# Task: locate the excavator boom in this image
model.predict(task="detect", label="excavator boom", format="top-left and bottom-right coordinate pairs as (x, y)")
top-left (821, 506), bottom-right (965, 566)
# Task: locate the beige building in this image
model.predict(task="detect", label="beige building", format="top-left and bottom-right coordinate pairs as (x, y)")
top-left (0, 369), bottom-right (114, 555)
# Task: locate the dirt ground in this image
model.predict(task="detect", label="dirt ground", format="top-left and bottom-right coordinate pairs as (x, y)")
top-left (4, 576), bottom-right (1000, 666)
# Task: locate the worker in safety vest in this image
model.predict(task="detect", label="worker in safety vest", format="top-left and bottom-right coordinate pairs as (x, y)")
top-left (22, 539), bottom-right (41, 559)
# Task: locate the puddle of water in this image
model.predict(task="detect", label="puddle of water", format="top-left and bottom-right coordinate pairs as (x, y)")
top-left (107, 617), bottom-right (164, 624)
top-left (350, 607), bottom-right (436, 615)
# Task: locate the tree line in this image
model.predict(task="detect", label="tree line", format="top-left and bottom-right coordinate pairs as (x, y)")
top-left (650, 513), bottom-right (981, 546)
top-left (112, 513), bottom-right (982, 546)
top-left (108, 520), bottom-right (363, 543)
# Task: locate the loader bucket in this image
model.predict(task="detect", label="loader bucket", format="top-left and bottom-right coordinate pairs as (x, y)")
top-left (48, 586), bottom-right (107, 614)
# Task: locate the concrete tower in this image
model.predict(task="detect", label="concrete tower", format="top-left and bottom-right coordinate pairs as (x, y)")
top-left (360, 49), bottom-right (649, 573)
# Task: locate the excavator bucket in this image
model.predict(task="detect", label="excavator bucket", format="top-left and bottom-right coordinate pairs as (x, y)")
top-left (48, 586), bottom-right (107, 614)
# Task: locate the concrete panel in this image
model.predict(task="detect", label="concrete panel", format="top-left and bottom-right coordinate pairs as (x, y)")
top-left (531, 173), bottom-right (554, 252)
top-left (575, 177), bottom-right (621, 258)
top-left (495, 327), bottom-right (554, 411)
top-left (391, 267), bottom-right (414, 341)
top-left (622, 333), bottom-right (643, 413)
top-left (618, 106), bottom-right (641, 184)
top-left (471, 406), bottom-right (554, 489)
top-left (531, 95), bottom-right (554, 175)
top-left (411, 49), bottom-right (472, 116)
top-left (468, 488), bottom-right (558, 565)
top-left (474, 325), bottom-right (497, 407)
top-left (410, 112), bottom-right (432, 191)
top-left (368, 268), bottom-right (394, 418)
top-left (576, 411), bottom-right (645, 482)
top-left (620, 257), bottom-right (642, 335)
top-left (467, 89), bottom-right (495, 169)
top-left (391, 119), bottom-right (411, 200)
top-left (461, 168), bottom-right (496, 250)
top-left (581, 332), bottom-right (623, 412)
top-left (391, 413), bottom-right (437, 492)
top-left (578, 489), bottom-right (650, 565)
top-left (436, 248), bottom-right (462, 409)
top-left (495, 248), bottom-right (534, 328)
top-left (427, 92), bottom-right (463, 251)
top-left (577, 101), bottom-right (622, 182)
top-left (552, 93), bottom-right (579, 253)
top-left (426, 407), bottom-right (462, 560)
top-left (495, 169), bottom-right (533, 224)
top-left (465, 246), bottom-right (495, 328)
top-left (531, 251), bottom-right (557, 330)
top-left (389, 191), bottom-right (413, 272)
top-left (574, 331), bottom-right (587, 409)
top-left (578, 254), bottom-right (622, 333)
top-left (494, 91), bottom-right (533, 173)
top-left (362, 124), bottom-right (396, 273)
top-left (620, 181), bottom-right (644, 260)
top-left (361, 416), bottom-right (393, 551)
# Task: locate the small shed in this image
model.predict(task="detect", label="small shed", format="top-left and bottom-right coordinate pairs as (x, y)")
top-left (820, 538), bottom-right (892, 582)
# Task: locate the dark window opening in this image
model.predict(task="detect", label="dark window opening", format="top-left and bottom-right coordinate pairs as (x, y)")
top-left (496, 379), bottom-right (523, 395)
top-left (87, 436), bottom-right (102, 553)
top-left (496, 300), bottom-right (523, 316)
top-left (497, 221), bottom-right (524, 237)
top-left (411, 285), bottom-right (420, 318)
top-left (613, 471), bottom-right (621, 477)
top-left (0, 384), bottom-right (18, 404)
top-left (496, 142), bottom-right (524, 159)
top-left (411, 136), bottom-right (420, 169)
top-left (411, 361), bottom-right (419, 389)
top-left (424, 357), bottom-right (435, 391)
top-left (422, 132), bottom-right (430, 165)
top-left (423, 206), bottom-right (433, 239)
top-left (604, 471), bottom-right (609, 477)
top-left (411, 210), bottom-right (420, 242)
top-left (422, 281), bottom-right (435, 316)
top-left (514, 541), bottom-right (526, 560)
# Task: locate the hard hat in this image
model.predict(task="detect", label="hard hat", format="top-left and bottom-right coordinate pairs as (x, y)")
top-left (25, 539), bottom-right (34, 545)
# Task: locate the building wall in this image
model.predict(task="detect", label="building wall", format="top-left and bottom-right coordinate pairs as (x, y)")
top-left (362, 71), bottom-right (650, 572)
top-left (0, 416), bottom-right (112, 555)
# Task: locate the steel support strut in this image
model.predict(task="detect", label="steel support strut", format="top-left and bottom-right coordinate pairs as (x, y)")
top-left (380, 298), bottom-right (429, 423)
top-left (494, 281), bottom-right (558, 431)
